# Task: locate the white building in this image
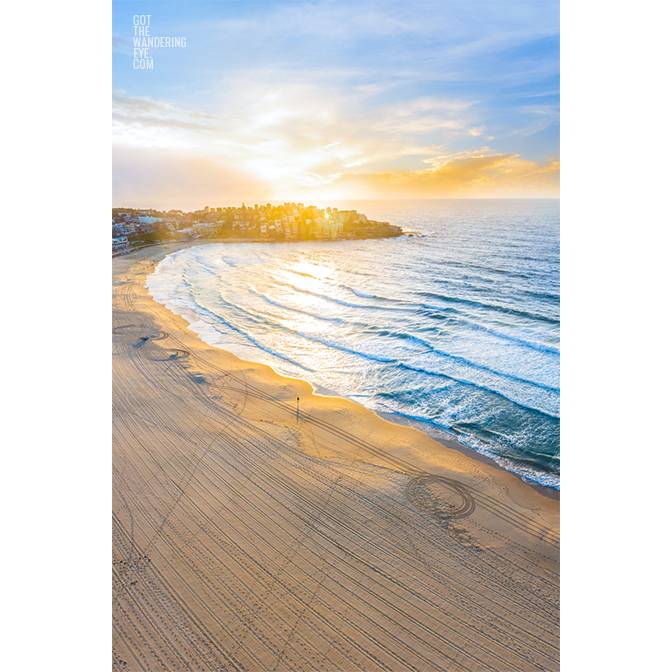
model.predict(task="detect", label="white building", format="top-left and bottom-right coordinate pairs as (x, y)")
top-left (112, 237), bottom-right (129, 252)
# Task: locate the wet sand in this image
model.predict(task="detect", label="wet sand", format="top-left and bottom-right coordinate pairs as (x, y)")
top-left (113, 242), bottom-right (559, 671)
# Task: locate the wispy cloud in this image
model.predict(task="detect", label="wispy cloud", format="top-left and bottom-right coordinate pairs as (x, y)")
top-left (112, 34), bottom-right (134, 56)
top-left (288, 150), bottom-right (560, 199)
top-left (201, 0), bottom-right (557, 57)
top-left (112, 0), bottom-right (559, 206)
top-left (112, 90), bottom-right (220, 148)
top-left (114, 77), bottom-right (486, 183)
top-left (506, 104), bottom-right (559, 138)
top-left (113, 146), bottom-right (273, 211)
top-left (114, 75), bottom-right (558, 202)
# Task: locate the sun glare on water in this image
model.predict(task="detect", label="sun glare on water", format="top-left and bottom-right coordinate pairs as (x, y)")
top-left (267, 258), bottom-right (340, 330)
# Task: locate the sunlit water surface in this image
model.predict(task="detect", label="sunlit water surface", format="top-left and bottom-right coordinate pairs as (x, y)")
top-left (147, 199), bottom-right (559, 488)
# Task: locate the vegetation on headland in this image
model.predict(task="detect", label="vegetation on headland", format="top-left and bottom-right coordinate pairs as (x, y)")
top-left (112, 202), bottom-right (403, 254)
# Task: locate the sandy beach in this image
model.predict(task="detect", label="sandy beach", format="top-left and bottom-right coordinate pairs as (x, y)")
top-left (113, 243), bottom-right (559, 671)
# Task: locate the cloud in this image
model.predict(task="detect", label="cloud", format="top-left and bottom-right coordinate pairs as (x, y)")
top-left (111, 2), bottom-right (558, 208)
top-left (113, 84), bottom-right (559, 205)
top-left (202, 0), bottom-right (558, 56)
top-left (191, 0), bottom-right (558, 90)
top-left (113, 146), bottom-right (273, 211)
top-left (507, 103), bottom-right (559, 138)
top-left (288, 150), bottom-right (560, 199)
top-left (112, 89), bottom-right (222, 149)
top-left (113, 145), bottom-right (559, 208)
top-left (112, 34), bottom-right (134, 56)
top-left (113, 78), bottom-right (485, 193)
top-left (114, 89), bottom-right (216, 124)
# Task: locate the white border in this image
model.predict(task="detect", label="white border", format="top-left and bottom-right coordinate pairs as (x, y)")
top-left (5, 2), bottom-right (110, 669)
top-left (5, 1), bottom-right (670, 669)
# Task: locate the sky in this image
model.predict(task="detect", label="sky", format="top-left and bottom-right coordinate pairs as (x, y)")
top-left (112, 0), bottom-right (559, 210)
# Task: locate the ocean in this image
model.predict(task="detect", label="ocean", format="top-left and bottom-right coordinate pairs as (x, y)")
top-left (146, 199), bottom-right (559, 489)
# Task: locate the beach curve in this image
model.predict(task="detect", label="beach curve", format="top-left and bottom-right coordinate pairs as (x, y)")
top-left (113, 242), bottom-right (559, 672)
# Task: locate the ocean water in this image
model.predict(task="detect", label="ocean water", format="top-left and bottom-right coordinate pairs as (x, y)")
top-left (147, 199), bottom-right (560, 489)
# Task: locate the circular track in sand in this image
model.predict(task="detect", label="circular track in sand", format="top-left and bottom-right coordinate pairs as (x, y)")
top-left (143, 349), bottom-right (190, 362)
top-left (405, 474), bottom-right (475, 519)
top-left (113, 325), bottom-right (169, 340)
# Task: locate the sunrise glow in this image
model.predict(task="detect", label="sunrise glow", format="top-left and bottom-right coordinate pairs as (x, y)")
top-left (113, 1), bottom-right (559, 210)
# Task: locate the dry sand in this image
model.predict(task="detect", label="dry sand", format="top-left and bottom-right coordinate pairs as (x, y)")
top-left (113, 243), bottom-right (559, 672)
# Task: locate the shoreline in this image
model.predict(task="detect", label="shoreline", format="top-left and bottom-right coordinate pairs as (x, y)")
top-left (375, 410), bottom-right (561, 501)
top-left (113, 227), bottom-right (415, 258)
top-left (113, 241), bottom-right (559, 671)
top-left (123, 240), bottom-right (560, 512)
top-left (146, 239), bottom-right (560, 496)
top-left (308, 381), bottom-right (559, 500)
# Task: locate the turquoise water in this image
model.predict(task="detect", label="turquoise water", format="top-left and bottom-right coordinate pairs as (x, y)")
top-left (147, 199), bottom-right (560, 488)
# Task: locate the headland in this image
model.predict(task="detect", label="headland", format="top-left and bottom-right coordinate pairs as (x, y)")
top-left (113, 202), bottom-right (403, 255)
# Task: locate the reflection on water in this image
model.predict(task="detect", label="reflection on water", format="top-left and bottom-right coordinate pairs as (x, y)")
top-left (148, 199), bottom-right (560, 488)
